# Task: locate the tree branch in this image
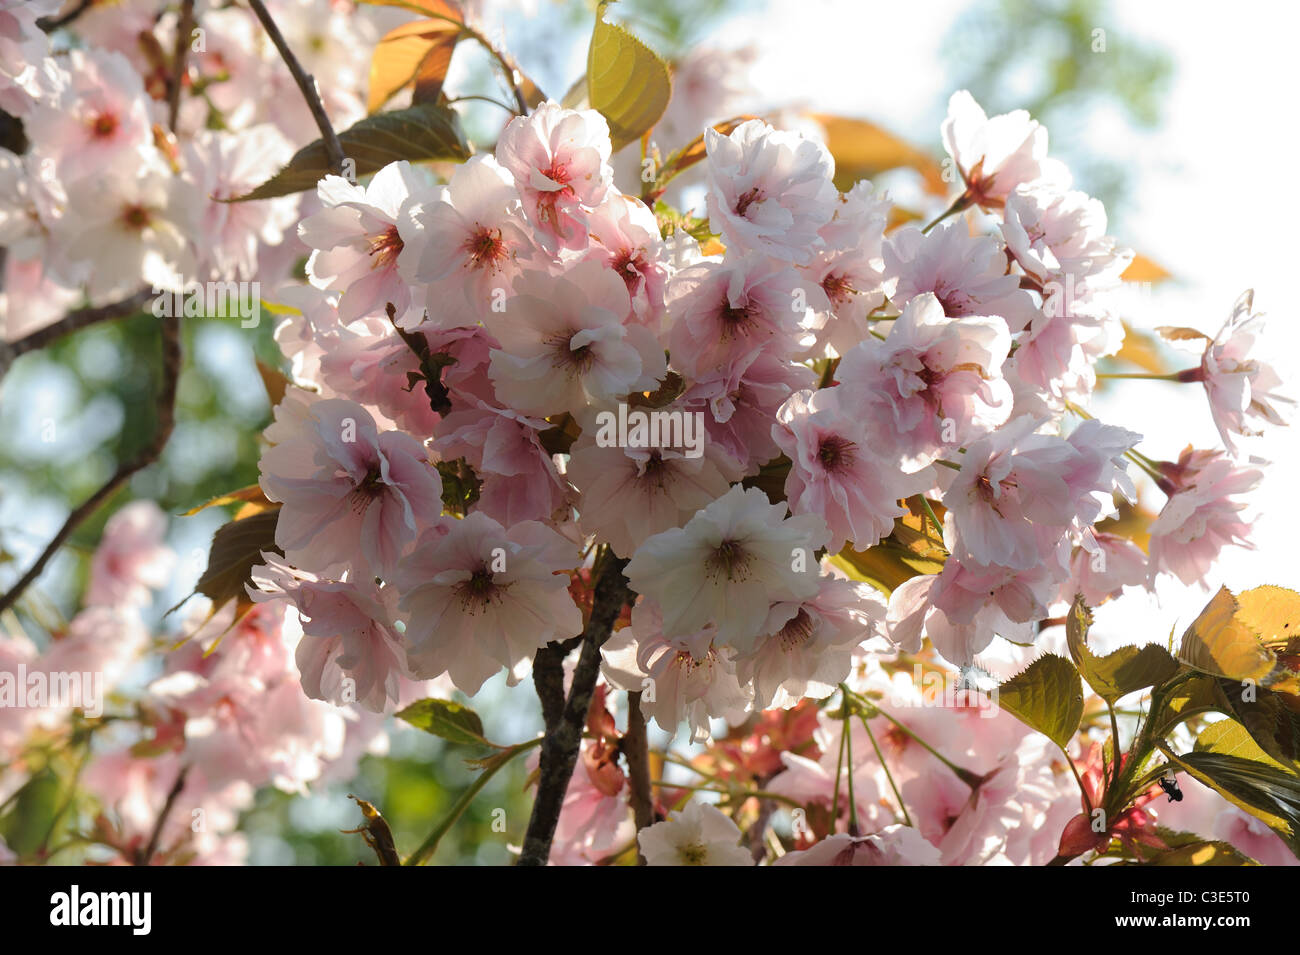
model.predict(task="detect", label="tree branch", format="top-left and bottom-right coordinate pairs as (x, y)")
top-left (246, 0), bottom-right (345, 175)
top-left (624, 690), bottom-right (654, 865)
top-left (517, 555), bottom-right (634, 866)
top-left (167, 0), bottom-right (197, 132)
top-left (37, 0), bottom-right (93, 33)
top-left (136, 763), bottom-right (189, 865)
top-left (0, 320), bottom-right (182, 617)
top-left (1, 288), bottom-right (153, 382)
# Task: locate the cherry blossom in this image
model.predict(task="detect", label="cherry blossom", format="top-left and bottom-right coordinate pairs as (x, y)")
top-left (638, 800), bottom-right (754, 866)
top-left (704, 118), bottom-right (838, 265)
top-left (393, 511), bottom-right (582, 694)
top-left (624, 485), bottom-right (829, 652)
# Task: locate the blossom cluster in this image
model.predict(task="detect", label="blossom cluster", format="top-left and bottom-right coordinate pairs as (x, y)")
top-left (0, 0), bottom-right (1292, 867)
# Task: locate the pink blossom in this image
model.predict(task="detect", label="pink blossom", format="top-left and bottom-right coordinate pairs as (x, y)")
top-left (581, 192), bottom-right (670, 329)
top-left (249, 557), bottom-right (409, 714)
top-left (1149, 447), bottom-right (1261, 587)
top-left (885, 223), bottom-right (1038, 329)
top-left (681, 344), bottom-right (817, 478)
top-left (802, 181), bottom-right (894, 354)
top-left (25, 49), bottom-right (152, 183)
top-left (393, 511), bottom-right (582, 695)
top-left (487, 261), bottom-right (664, 417)
top-left (704, 118), bottom-right (837, 265)
top-left (886, 571), bottom-right (1036, 665)
top-left (59, 153), bottom-right (200, 299)
top-left (86, 500), bottom-right (175, 609)
top-left (940, 90), bottom-right (1067, 208)
top-left (566, 435), bottom-right (730, 560)
top-left (183, 125), bottom-right (299, 281)
top-left (774, 825), bottom-right (941, 866)
top-left (773, 387), bottom-right (931, 552)
top-left (433, 401), bottom-right (569, 526)
top-left (1060, 531), bottom-right (1148, 605)
top-left (602, 599), bottom-right (752, 742)
top-left (624, 484), bottom-right (829, 652)
top-left (1001, 182), bottom-right (1130, 290)
top-left (837, 292), bottom-right (1013, 469)
top-left (667, 253), bottom-right (809, 378)
top-left (943, 415), bottom-right (1136, 571)
top-left (1187, 290), bottom-right (1291, 454)
top-left (413, 154), bottom-right (538, 328)
top-left (638, 800), bottom-right (754, 866)
top-left (546, 739), bottom-right (635, 866)
top-left (259, 397), bottom-right (443, 576)
top-left (735, 576), bottom-right (886, 709)
top-left (299, 162), bottom-right (428, 323)
top-left (494, 101), bottom-right (614, 250)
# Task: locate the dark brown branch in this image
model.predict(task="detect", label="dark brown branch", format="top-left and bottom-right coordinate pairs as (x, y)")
top-left (166, 0), bottom-right (197, 132)
top-left (624, 690), bottom-right (654, 865)
top-left (38, 0), bottom-right (93, 33)
top-left (136, 764), bottom-right (189, 865)
top-left (532, 642), bottom-right (569, 734)
top-left (2, 288), bottom-right (153, 380)
top-left (246, 0), bottom-right (345, 175)
top-left (517, 555), bottom-right (634, 866)
top-left (0, 320), bottom-right (182, 617)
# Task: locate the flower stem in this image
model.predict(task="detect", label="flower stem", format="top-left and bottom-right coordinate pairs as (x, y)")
top-left (922, 191), bottom-right (972, 234)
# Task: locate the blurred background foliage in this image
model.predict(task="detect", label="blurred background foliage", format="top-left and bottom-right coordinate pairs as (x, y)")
top-left (945, 0), bottom-right (1171, 218)
top-left (0, 0), bottom-right (1171, 864)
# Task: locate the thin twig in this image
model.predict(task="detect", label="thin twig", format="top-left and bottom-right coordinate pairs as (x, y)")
top-left (37, 0), bottom-right (93, 33)
top-left (2, 288), bottom-right (153, 381)
top-left (517, 555), bottom-right (634, 866)
top-left (137, 764), bottom-right (189, 865)
top-left (246, 0), bottom-right (344, 174)
top-left (167, 0), bottom-right (198, 132)
top-left (624, 690), bottom-right (654, 864)
top-left (0, 321), bottom-right (182, 616)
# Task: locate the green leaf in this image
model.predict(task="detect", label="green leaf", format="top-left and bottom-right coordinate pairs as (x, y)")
top-left (1162, 749), bottom-right (1300, 855)
top-left (1136, 840), bottom-right (1259, 866)
top-left (1195, 719), bottom-right (1292, 773)
top-left (396, 698), bottom-right (495, 748)
top-left (1177, 586), bottom-right (1278, 684)
top-left (830, 501), bottom-right (947, 596)
top-left (992, 654), bottom-right (1083, 750)
top-left (0, 767), bottom-right (61, 857)
top-left (167, 507), bottom-right (282, 635)
top-left (229, 103), bottom-right (470, 202)
top-left (179, 484), bottom-right (274, 517)
top-left (193, 508), bottom-right (281, 607)
top-left (1210, 677), bottom-right (1300, 773)
top-left (1149, 672), bottom-right (1221, 737)
top-left (585, 3), bottom-right (671, 152)
top-left (1065, 594), bottom-right (1180, 703)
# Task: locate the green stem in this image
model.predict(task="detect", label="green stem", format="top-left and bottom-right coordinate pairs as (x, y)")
top-left (871, 703), bottom-right (984, 790)
top-left (405, 737), bottom-right (542, 866)
top-left (830, 708), bottom-right (847, 826)
top-left (661, 751), bottom-right (722, 781)
top-left (917, 497), bottom-right (947, 547)
top-left (859, 712), bottom-right (912, 826)
top-left (649, 780), bottom-right (803, 810)
top-left (922, 191), bottom-right (972, 234)
top-left (1107, 702), bottom-right (1124, 791)
top-left (1061, 745), bottom-right (1092, 813)
top-left (842, 694), bottom-right (860, 834)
